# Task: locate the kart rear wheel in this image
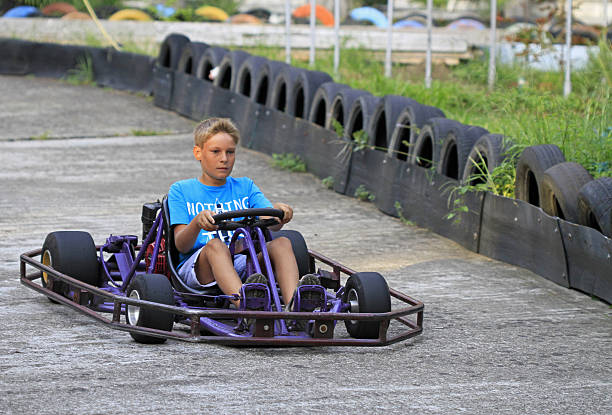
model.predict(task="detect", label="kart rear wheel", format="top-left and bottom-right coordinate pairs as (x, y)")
top-left (125, 273), bottom-right (174, 344)
top-left (41, 231), bottom-right (98, 303)
top-left (271, 230), bottom-right (313, 277)
top-left (343, 272), bottom-right (391, 339)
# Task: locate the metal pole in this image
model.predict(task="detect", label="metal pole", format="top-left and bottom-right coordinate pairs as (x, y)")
top-left (488, 0), bottom-right (497, 91)
top-left (425, 0), bottom-right (433, 88)
top-left (285, 0), bottom-right (291, 64)
top-left (564, 0), bottom-right (572, 97)
top-left (310, 0), bottom-right (316, 67)
top-left (605, 0), bottom-right (609, 28)
top-left (385, 0), bottom-right (393, 77)
top-left (334, 0), bottom-right (340, 75)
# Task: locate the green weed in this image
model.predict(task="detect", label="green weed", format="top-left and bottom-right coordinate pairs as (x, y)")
top-left (394, 201), bottom-right (415, 226)
top-left (130, 129), bottom-right (171, 136)
top-left (271, 153), bottom-right (307, 172)
top-left (322, 176), bottom-right (335, 189)
top-left (66, 54), bottom-right (94, 86)
top-left (30, 131), bottom-right (51, 140)
top-left (354, 184), bottom-right (375, 202)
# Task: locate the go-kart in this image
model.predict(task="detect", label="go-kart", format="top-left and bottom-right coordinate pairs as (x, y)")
top-left (19, 198), bottom-right (423, 346)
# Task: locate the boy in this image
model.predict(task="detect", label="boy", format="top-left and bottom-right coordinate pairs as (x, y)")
top-left (168, 117), bottom-right (314, 309)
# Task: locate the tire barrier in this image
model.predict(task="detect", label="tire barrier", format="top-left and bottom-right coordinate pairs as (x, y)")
top-left (270, 65), bottom-right (304, 113)
top-left (290, 70), bottom-right (333, 120)
top-left (348, 7), bottom-right (388, 28)
top-left (2, 6), bottom-right (40, 18)
top-left (253, 59), bottom-right (287, 106)
top-left (539, 162), bottom-right (593, 223)
top-left (153, 34), bottom-right (190, 110)
top-left (5, 39), bottom-right (610, 304)
top-left (388, 101), bottom-right (446, 162)
top-left (578, 177), bottom-right (612, 238)
top-left (171, 42), bottom-right (210, 118)
top-left (214, 50), bottom-right (251, 91)
top-left (61, 11), bottom-right (91, 20)
top-left (411, 117), bottom-right (464, 170)
top-left (437, 125), bottom-right (489, 180)
top-left (235, 55), bottom-right (268, 98)
top-left (41, 3), bottom-right (77, 17)
top-left (292, 4), bottom-right (335, 27)
top-left (515, 144), bottom-right (566, 207)
top-left (327, 88), bottom-right (372, 132)
top-left (370, 95), bottom-right (418, 153)
top-left (462, 134), bottom-right (511, 184)
top-left (308, 82), bottom-right (351, 127)
top-left (108, 9), bottom-right (152, 22)
top-left (195, 6), bottom-right (229, 22)
top-left (196, 46), bottom-right (228, 81)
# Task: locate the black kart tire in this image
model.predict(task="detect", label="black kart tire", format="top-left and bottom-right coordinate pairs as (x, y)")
top-left (462, 134), bottom-right (512, 184)
top-left (540, 162), bottom-right (593, 223)
top-left (437, 124), bottom-right (489, 180)
top-left (157, 33), bottom-right (190, 69)
top-left (41, 231), bottom-right (98, 302)
top-left (515, 144), bottom-right (565, 207)
top-left (578, 177), bottom-right (612, 237)
top-left (343, 272), bottom-right (391, 339)
top-left (126, 273), bottom-right (175, 344)
top-left (271, 230), bottom-right (313, 278)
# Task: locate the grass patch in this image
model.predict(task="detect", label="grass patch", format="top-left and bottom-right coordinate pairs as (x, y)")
top-left (354, 184), bottom-right (375, 202)
top-left (65, 54), bottom-right (95, 86)
top-left (271, 153), bottom-right (307, 172)
top-left (131, 129), bottom-right (172, 136)
top-left (30, 131), bottom-right (51, 140)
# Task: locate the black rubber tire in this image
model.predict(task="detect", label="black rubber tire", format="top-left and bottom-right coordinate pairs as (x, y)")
top-left (213, 50), bottom-right (251, 91)
top-left (125, 273), bottom-right (175, 344)
top-left (540, 162), bottom-right (593, 223)
top-left (195, 46), bottom-right (228, 81)
top-left (308, 81), bottom-right (351, 127)
top-left (289, 70), bottom-right (333, 119)
top-left (515, 144), bottom-right (566, 207)
top-left (270, 66), bottom-right (304, 112)
top-left (343, 272), bottom-right (391, 339)
top-left (176, 41), bottom-right (210, 76)
top-left (388, 103), bottom-right (445, 162)
top-left (411, 117), bottom-right (463, 169)
top-left (345, 94), bottom-right (381, 141)
top-left (251, 60), bottom-right (287, 106)
top-left (462, 134), bottom-right (513, 184)
top-left (41, 231), bottom-right (98, 302)
top-left (369, 95), bottom-right (416, 151)
top-left (578, 177), bottom-right (612, 237)
top-left (437, 124), bottom-right (489, 180)
top-left (270, 230), bottom-right (313, 278)
top-left (327, 88), bottom-right (371, 133)
top-left (157, 33), bottom-right (190, 69)
top-left (235, 55), bottom-right (268, 98)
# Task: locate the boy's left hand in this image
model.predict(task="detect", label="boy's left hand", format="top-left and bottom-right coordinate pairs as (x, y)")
top-left (273, 202), bottom-right (293, 225)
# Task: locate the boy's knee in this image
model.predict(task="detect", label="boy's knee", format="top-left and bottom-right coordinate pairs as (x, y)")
top-left (204, 238), bottom-right (229, 254)
top-left (269, 236), bottom-right (292, 253)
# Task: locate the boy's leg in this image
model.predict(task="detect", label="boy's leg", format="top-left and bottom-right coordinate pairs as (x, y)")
top-left (195, 238), bottom-right (242, 305)
top-left (265, 237), bottom-right (299, 305)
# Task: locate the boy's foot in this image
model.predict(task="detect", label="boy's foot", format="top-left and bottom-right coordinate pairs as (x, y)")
top-left (244, 272), bottom-right (268, 299)
top-left (238, 273), bottom-right (269, 332)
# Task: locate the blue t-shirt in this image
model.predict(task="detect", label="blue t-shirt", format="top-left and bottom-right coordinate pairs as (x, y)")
top-left (168, 176), bottom-right (272, 267)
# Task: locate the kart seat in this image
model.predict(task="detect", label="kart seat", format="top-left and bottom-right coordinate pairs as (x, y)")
top-left (161, 196), bottom-right (223, 297)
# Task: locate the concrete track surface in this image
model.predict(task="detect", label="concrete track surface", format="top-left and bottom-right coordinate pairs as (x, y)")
top-left (0, 76), bottom-right (610, 414)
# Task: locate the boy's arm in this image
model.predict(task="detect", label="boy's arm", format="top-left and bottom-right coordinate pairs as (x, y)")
top-left (174, 210), bottom-right (218, 254)
top-left (265, 202), bottom-right (293, 232)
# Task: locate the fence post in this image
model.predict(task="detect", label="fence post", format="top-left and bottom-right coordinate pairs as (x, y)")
top-left (285, 0), bottom-right (291, 64)
top-left (385, 0), bottom-right (393, 78)
top-left (488, 0), bottom-right (497, 91)
top-left (334, 0), bottom-right (340, 75)
top-left (425, 0), bottom-right (433, 88)
top-left (563, 0), bottom-right (572, 97)
top-left (310, 0), bottom-right (316, 67)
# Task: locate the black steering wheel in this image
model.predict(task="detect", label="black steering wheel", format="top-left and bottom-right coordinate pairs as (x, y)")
top-left (212, 208), bottom-right (284, 231)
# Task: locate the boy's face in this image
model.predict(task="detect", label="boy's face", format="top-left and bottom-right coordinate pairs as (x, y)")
top-left (193, 132), bottom-right (236, 186)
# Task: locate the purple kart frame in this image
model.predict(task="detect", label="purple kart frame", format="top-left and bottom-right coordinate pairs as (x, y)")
top-left (20, 204), bottom-right (424, 346)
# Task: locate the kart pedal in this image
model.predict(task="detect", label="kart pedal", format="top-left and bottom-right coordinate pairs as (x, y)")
top-left (240, 283), bottom-right (271, 311)
top-left (294, 285), bottom-right (327, 312)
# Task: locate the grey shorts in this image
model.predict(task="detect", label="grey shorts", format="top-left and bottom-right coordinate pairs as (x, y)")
top-left (177, 247), bottom-right (248, 290)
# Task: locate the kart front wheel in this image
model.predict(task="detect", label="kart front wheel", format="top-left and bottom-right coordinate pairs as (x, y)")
top-left (41, 231), bottom-right (99, 302)
top-left (125, 273), bottom-right (174, 344)
top-left (343, 272), bottom-right (391, 339)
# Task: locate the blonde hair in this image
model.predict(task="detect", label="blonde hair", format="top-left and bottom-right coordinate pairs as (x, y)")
top-left (193, 117), bottom-right (240, 147)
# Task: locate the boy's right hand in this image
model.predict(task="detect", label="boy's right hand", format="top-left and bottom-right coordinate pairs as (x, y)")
top-left (195, 210), bottom-right (219, 231)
